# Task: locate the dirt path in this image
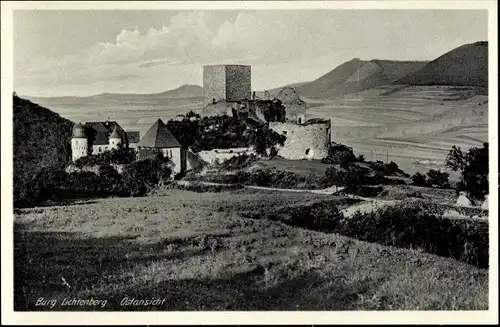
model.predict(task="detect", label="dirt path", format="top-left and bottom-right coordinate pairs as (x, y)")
top-left (175, 180), bottom-right (488, 220)
top-left (176, 180), bottom-right (346, 195)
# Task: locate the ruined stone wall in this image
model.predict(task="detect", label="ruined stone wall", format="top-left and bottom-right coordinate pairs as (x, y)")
top-left (269, 121), bottom-right (331, 160)
top-left (203, 65), bottom-right (226, 105)
top-left (225, 65), bottom-right (251, 102)
top-left (198, 147), bottom-right (255, 165)
top-left (276, 87), bottom-right (307, 123)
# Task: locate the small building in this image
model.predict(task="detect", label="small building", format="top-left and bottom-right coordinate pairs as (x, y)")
top-left (136, 118), bottom-right (187, 174)
top-left (71, 120), bottom-right (130, 161)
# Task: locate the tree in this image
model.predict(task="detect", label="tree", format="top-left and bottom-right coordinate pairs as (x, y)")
top-left (426, 169), bottom-right (450, 189)
top-left (445, 145), bottom-right (468, 172)
top-left (98, 164), bottom-right (125, 195)
top-left (325, 166), bottom-right (348, 190)
top-left (411, 172), bottom-right (428, 187)
top-left (445, 143), bottom-right (488, 200)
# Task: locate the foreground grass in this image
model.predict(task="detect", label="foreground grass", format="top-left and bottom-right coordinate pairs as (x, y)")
top-left (14, 189), bottom-right (488, 311)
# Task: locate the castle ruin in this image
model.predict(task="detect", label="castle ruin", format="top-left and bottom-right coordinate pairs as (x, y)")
top-left (202, 64), bottom-right (331, 160)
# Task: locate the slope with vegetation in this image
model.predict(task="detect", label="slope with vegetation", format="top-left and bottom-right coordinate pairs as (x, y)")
top-left (14, 188), bottom-right (488, 311)
top-left (13, 94), bottom-right (75, 205)
top-left (292, 59), bottom-right (427, 98)
top-left (397, 41), bottom-right (488, 89)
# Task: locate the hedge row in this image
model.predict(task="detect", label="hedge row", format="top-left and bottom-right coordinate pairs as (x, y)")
top-left (191, 169), bottom-right (331, 190)
top-left (240, 200), bottom-right (488, 268)
top-left (14, 155), bottom-right (173, 207)
top-left (172, 182), bottom-right (244, 193)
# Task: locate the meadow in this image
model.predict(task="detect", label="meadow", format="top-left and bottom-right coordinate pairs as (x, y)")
top-left (14, 188), bottom-right (488, 311)
top-left (25, 85), bottom-right (488, 176)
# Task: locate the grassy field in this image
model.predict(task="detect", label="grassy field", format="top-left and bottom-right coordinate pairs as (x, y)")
top-left (14, 188), bottom-right (488, 311)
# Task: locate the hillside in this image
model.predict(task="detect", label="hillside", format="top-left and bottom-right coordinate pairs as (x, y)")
top-left (153, 84), bottom-right (203, 98)
top-left (397, 41), bottom-right (488, 88)
top-left (293, 59), bottom-right (427, 98)
top-left (24, 84), bottom-right (203, 103)
top-left (13, 95), bottom-right (74, 197)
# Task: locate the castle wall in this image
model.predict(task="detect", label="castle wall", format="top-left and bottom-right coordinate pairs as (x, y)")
top-left (269, 121), bottom-right (331, 160)
top-left (203, 65), bottom-right (226, 105)
top-left (160, 147), bottom-right (184, 174)
top-left (225, 65), bottom-right (251, 102)
top-left (198, 147), bottom-right (255, 165)
top-left (276, 87), bottom-right (307, 124)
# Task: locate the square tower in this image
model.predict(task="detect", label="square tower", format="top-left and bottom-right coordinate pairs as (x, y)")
top-left (203, 65), bottom-right (251, 105)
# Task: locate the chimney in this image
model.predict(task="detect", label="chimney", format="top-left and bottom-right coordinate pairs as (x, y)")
top-left (252, 91), bottom-right (256, 100)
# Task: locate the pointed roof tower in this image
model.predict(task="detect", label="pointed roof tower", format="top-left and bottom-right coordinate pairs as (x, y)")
top-left (109, 126), bottom-right (121, 139)
top-left (137, 118), bottom-right (181, 148)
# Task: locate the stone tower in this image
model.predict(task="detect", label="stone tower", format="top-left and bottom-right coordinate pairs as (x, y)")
top-left (203, 64), bottom-right (251, 105)
top-left (71, 123), bottom-right (88, 161)
top-left (109, 126), bottom-right (122, 150)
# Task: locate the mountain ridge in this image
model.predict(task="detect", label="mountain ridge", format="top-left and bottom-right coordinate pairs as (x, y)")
top-left (396, 41), bottom-right (488, 88)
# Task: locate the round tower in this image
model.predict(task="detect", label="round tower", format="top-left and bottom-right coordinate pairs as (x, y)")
top-left (71, 123), bottom-right (88, 161)
top-left (109, 126), bottom-right (122, 150)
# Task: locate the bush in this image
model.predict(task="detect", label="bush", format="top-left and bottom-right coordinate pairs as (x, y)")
top-left (15, 153), bottom-right (174, 206)
top-left (217, 153), bottom-right (258, 171)
top-left (174, 182), bottom-right (244, 193)
top-left (241, 199), bottom-right (488, 268)
top-left (73, 147), bottom-right (136, 168)
top-left (122, 154), bottom-right (173, 196)
top-left (411, 172), bottom-right (428, 187)
top-left (370, 160), bottom-right (409, 177)
top-left (322, 144), bottom-right (357, 165)
top-left (98, 164), bottom-right (126, 195)
top-left (340, 203), bottom-right (488, 268)
top-left (325, 165), bottom-right (387, 195)
top-left (242, 200), bottom-right (344, 233)
top-left (426, 169), bottom-right (450, 189)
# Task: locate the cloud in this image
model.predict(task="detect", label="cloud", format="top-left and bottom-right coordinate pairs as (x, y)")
top-left (15, 10), bottom-right (488, 97)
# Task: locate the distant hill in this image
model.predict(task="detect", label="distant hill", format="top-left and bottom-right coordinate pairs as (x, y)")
top-left (397, 41), bottom-right (488, 88)
top-left (24, 84), bottom-right (203, 102)
top-left (290, 58), bottom-right (427, 98)
top-left (150, 84), bottom-right (203, 99)
top-left (13, 95), bottom-right (74, 200)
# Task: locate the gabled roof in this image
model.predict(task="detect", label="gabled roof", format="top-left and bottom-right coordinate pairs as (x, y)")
top-left (137, 118), bottom-right (181, 148)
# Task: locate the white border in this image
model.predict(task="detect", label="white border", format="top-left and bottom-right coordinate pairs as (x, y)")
top-left (1, 1), bottom-right (498, 325)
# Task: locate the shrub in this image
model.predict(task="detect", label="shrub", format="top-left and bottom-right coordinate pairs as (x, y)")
top-left (174, 182), bottom-right (244, 193)
top-left (411, 172), bottom-right (428, 187)
top-left (241, 199), bottom-right (488, 268)
top-left (340, 203), bottom-right (488, 268)
top-left (426, 169), bottom-right (450, 189)
top-left (218, 153), bottom-right (258, 171)
top-left (325, 165), bottom-right (386, 195)
top-left (370, 160), bottom-right (409, 177)
top-left (122, 154), bottom-right (173, 196)
top-left (98, 164), bottom-right (126, 195)
top-left (73, 147), bottom-right (136, 168)
top-left (322, 144), bottom-right (357, 165)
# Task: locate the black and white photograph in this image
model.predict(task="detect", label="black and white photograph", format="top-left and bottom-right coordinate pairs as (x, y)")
top-left (1, 0), bottom-right (498, 324)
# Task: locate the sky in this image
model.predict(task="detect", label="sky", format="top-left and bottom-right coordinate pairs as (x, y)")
top-left (14, 9), bottom-right (488, 97)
